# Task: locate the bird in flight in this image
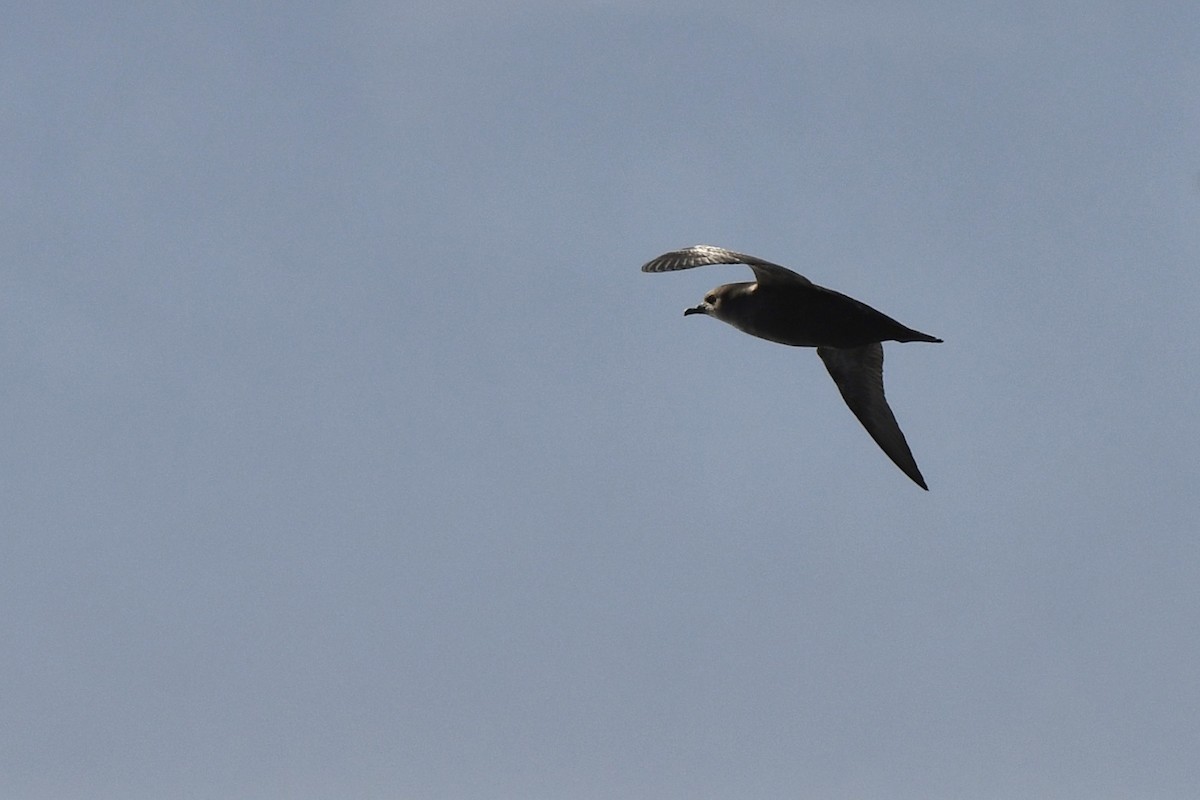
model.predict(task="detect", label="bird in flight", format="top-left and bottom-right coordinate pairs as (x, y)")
top-left (642, 245), bottom-right (942, 490)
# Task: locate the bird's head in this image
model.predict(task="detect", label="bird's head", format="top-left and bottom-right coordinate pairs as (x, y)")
top-left (684, 283), bottom-right (754, 321)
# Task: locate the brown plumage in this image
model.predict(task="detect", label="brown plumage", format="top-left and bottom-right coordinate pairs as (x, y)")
top-left (642, 245), bottom-right (942, 489)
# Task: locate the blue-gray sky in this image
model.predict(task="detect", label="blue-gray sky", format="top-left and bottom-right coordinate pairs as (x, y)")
top-left (4, 2), bottom-right (1199, 798)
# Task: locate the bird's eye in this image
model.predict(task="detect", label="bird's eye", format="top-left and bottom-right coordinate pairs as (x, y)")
top-left (705, 294), bottom-right (716, 305)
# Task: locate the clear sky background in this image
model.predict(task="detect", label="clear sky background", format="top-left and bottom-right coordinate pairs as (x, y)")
top-left (4, 2), bottom-right (1199, 798)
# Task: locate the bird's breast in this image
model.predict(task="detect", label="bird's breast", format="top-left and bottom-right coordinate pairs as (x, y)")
top-left (717, 292), bottom-right (824, 347)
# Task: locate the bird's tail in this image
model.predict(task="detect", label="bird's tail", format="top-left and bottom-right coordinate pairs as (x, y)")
top-left (898, 328), bottom-right (943, 344)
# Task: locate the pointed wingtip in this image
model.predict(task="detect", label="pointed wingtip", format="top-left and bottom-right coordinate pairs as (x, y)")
top-left (904, 449), bottom-right (930, 490)
top-left (640, 245), bottom-right (739, 273)
top-left (907, 465), bottom-right (930, 491)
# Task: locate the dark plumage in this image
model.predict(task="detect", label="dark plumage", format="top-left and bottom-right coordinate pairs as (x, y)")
top-left (642, 245), bottom-right (942, 489)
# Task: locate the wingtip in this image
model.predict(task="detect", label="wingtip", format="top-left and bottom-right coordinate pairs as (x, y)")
top-left (908, 469), bottom-right (929, 491)
top-left (909, 460), bottom-right (930, 490)
top-left (640, 244), bottom-right (743, 274)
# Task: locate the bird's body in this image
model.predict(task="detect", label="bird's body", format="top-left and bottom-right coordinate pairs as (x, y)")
top-left (642, 245), bottom-right (942, 490)
top-left (687, 280), bottom-right (939, 349)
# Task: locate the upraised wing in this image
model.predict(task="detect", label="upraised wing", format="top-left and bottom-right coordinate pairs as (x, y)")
top-left (817, 343), bottom-right (929, 490)
top-left (641, 245), bottom-right (813, 288)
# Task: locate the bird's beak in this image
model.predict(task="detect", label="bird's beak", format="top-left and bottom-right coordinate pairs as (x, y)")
top-left (684, 305), bottom-right (707, 316)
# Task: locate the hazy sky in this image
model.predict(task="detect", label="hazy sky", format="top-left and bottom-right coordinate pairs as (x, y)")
top-left (4, 2), bottom-right (1199, 798)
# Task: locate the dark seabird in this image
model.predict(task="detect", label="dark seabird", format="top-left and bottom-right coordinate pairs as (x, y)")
top-left (642, 245), bottom-right (942, 490)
